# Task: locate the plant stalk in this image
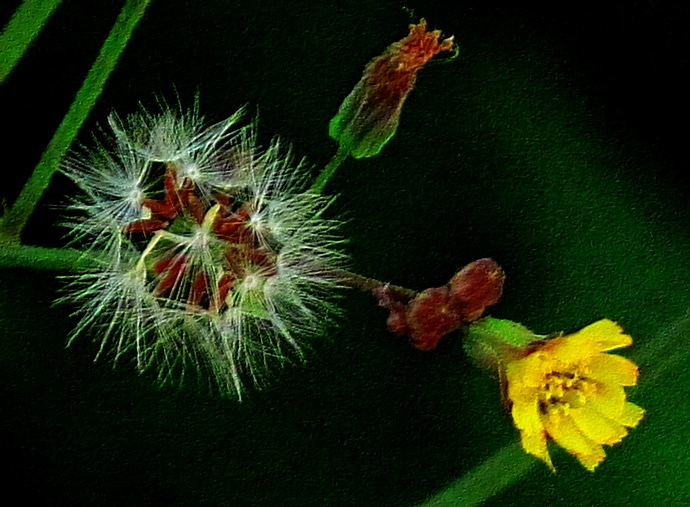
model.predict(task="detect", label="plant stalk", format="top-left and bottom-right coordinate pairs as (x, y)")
top-left (0, 0), bottom-right (152, 244)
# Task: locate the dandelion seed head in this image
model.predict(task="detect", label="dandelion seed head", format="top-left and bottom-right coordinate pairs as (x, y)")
top-left (60, 104), bottom-right (346, 398)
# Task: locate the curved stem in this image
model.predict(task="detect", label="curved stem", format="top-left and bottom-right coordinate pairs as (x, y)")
top-left (309, 145), bottom-right (349, 194)
top-left (335, 268), bottom-right (417, 299)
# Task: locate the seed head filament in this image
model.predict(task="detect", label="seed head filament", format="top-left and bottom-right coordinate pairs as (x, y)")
top-left (127, 165), bottom-right (278, 317)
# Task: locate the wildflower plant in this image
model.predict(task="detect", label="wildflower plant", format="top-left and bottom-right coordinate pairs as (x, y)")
top-left (59, 105), bottom-right (346, 397)
top-left (0, 5), bottom-right (661, 505)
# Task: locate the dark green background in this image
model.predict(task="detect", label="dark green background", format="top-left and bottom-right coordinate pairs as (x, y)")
top-left (1, 1), bottom-right (688, 505)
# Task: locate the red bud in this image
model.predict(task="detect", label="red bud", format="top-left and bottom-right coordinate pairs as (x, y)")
top-left (449, 258), bottom-right (505, 322)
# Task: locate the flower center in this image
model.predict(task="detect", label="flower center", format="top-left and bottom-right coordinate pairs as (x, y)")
top-left (125, 166), bottom-right (279, 313)
top-left (538, 368), bottom-right (594, 414)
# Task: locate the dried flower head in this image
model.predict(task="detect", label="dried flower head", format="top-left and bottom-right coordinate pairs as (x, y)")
top-left (60, 105), bottom-right (346, 398)
top-left (329, 19), bottom-right (455, 158)
top-left (465, 318), bottom-right (645, 471)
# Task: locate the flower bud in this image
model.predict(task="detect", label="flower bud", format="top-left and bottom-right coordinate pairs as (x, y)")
top-left (375, 259), bottom-right (504, 350)
top-left (449, 258), bottom-right (505, 321)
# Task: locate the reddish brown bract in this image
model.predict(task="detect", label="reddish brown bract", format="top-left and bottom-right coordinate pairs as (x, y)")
top-left (375, 259), bottom-right (505, 350)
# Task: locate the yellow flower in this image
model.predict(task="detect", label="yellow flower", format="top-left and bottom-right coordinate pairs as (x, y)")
top-left (504, 319), bottom-right (645, 471)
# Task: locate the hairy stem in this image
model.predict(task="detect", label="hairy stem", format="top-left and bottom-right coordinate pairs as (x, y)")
top-left (0, 243), bottom-right (419, 299)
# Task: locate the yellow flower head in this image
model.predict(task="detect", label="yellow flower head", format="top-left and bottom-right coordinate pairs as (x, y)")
top-left (504, 319), bottom-right (644, 471)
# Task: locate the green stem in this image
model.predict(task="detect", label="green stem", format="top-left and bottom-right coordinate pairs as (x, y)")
top-left (0, 244), bottom-right (420, 299)
top-left (0, 0), bottom-right (152, 244)
top-left (0, 244), bottom-right (99, 271)
top-left (309, 145), bottom-right (349, 194)
top-left (0, 0), bottom-right (63, 85)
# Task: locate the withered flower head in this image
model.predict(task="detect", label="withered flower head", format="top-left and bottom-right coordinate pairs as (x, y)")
top-left (329, 19), bottom-right (455, 159)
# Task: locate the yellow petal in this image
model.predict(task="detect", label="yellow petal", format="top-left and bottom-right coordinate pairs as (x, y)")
top-left (511, 399), bottom-right (542, 435)
top-left (574, 319), bottom-right (632, 352)
top-left (506, 353), bottom-right (551, 391)
top-left (543, 410), bottom-right (606, 472)
top-left (574, 447), bottom-right (607, 472)
top-left (546, 320), bottom-right (630, 365)
top-left (520, 428), bottom-right (553, 471)
top-left (587, 382), bottom-right (626, 420)
top-left (511, 399), bottom-right (553, 469)
top-left (570, 405), bottom-right (629, 446)
top-left (506, 378), bottom-right (538, 405)
top-left (618, 402), bottom-right (645, 428)
top-left (587, 353), bottom-right (639, 386)
top-left (543, 334), bottom-right (597, 365)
